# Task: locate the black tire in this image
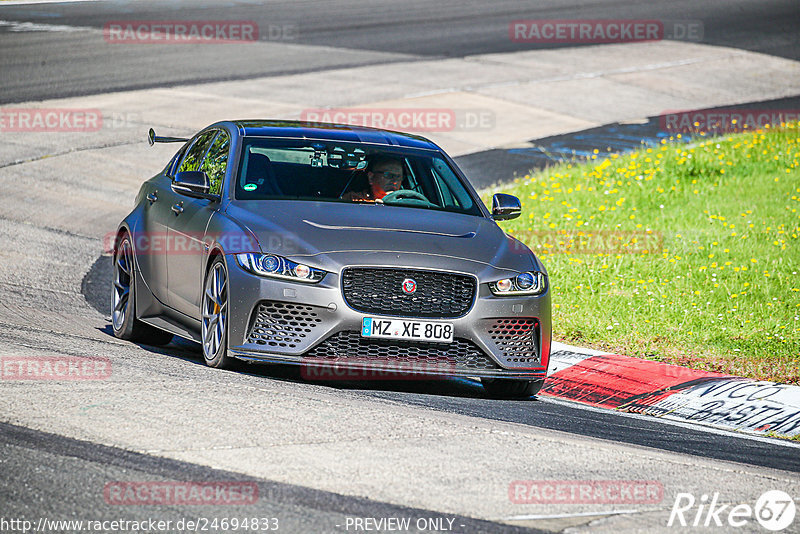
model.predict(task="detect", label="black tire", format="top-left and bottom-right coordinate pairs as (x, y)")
top-left (481, 378), bottom-right (545, 399)
top-left (201, 257), bottom-right (234, 369)
top-left (111, 234), bottom-right (173, 345)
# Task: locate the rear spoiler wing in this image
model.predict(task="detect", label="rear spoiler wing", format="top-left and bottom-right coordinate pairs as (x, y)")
top-left (148, 128), bottom-right (189, 146)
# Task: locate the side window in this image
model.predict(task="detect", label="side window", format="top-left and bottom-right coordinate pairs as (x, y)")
top-left (200, 131), bottom-right (230, 196)
top-left (430, 158), bottom-right (473, 211)
top-left (177, 130), bottom-right (216, 174)
top-left (167, 145), bottom-right (188, 176)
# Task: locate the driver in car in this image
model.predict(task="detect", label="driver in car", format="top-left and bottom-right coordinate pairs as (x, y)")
top-left (344, 156), bottom-right (404, 201)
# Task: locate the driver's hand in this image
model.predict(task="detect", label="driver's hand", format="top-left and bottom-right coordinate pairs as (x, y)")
top-left (342, 190), bottom-right (373, 202)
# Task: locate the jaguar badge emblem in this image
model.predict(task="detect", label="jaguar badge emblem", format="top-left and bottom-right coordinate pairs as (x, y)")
top-left (402, 278), bottom-right (417, 294)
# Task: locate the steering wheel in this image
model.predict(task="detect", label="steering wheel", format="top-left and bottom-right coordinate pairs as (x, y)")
top-left (381, 189), bottom-right (430, 203)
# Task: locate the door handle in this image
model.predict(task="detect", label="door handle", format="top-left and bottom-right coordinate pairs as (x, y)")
top-left (171, 203), bottom-right (184, 215)
top-left (146, 192), bottom-right (158, 204)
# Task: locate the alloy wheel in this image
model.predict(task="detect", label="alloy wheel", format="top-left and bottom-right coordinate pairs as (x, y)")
top-left (202, 262), bottom-right (228, 360)
top-left (112, 239), bottom-right (133, 331)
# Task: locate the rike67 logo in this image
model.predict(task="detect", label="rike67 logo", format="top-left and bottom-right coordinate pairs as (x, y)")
top-left (669, 490), bottom-right (796, 531)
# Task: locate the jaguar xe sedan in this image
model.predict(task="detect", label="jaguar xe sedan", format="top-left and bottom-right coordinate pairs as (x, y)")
top-left (111, 120), bottom-right (551, 398)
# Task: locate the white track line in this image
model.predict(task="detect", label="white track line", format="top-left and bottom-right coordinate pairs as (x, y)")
top-left (0, 0), bottom-right (101, 6)
top-left (504, 509), bottom-right (640, 521)
top-left (0, 19), bottom-right (94, 32)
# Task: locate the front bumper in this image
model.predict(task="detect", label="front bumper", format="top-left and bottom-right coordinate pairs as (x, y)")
top-left (225, 255), bottom-right (551, 380)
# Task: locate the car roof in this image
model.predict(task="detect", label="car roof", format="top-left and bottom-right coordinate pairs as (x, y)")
top-left (226, 120), bottom-right (440, 150)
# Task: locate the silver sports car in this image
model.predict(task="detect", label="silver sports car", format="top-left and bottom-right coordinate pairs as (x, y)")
top-left (112, 120), bottom-right (551, 398)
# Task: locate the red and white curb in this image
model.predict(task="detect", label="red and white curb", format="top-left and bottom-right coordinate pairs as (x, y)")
top-left (541, 343), bottom-right (800, 438)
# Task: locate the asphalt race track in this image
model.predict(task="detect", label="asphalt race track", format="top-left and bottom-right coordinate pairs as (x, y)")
top-left (0, 0), bottom-right (799, 104)
top-left (1, 1), bottom-right (800, 533)
top-left (2, 422), bottom-right (536, 534)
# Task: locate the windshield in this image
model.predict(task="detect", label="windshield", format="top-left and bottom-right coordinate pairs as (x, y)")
top-left (234, 138), bottom-right (483, 216)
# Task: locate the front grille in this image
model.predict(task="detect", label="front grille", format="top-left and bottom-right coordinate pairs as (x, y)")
top-left (247, 301), bottom-right (323, 348)
top-left (305, 331), bottom-right (499, 372)
top-left (341, 268), bottom-right (476, 318)
top-left (488, 318), bottom-right (539, 364)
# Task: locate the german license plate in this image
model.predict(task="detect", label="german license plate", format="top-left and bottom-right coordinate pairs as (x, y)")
top-left (361, 317), bottom-right (453, 343)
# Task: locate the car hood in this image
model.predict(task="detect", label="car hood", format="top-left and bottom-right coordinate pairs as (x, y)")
top-left (225, 200), bottom-right (537, 273)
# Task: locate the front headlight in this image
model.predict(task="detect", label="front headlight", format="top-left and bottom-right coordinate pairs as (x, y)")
top-left (235, 253), bottom-right (326, 283)
top-left (489, 271), bottom-right (547, 296)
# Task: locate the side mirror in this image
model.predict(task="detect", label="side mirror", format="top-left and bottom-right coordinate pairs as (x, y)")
top-left (172, 171), bottom-right (216, 200)
top-left (491, 193), bottom-right (522, 220)
top-left (148, 127), bottom-right (189, 146)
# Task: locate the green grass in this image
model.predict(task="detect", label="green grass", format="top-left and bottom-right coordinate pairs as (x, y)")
top-left (765, 431), bottom-right (800, 442)
top-left (486, 123), bottom-right (800, 384)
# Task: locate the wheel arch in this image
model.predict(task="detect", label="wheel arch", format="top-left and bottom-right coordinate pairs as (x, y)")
top-left (204, 246), bottom-right (226, 279)
top-left (112, 223), bottom-right (132, 251)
